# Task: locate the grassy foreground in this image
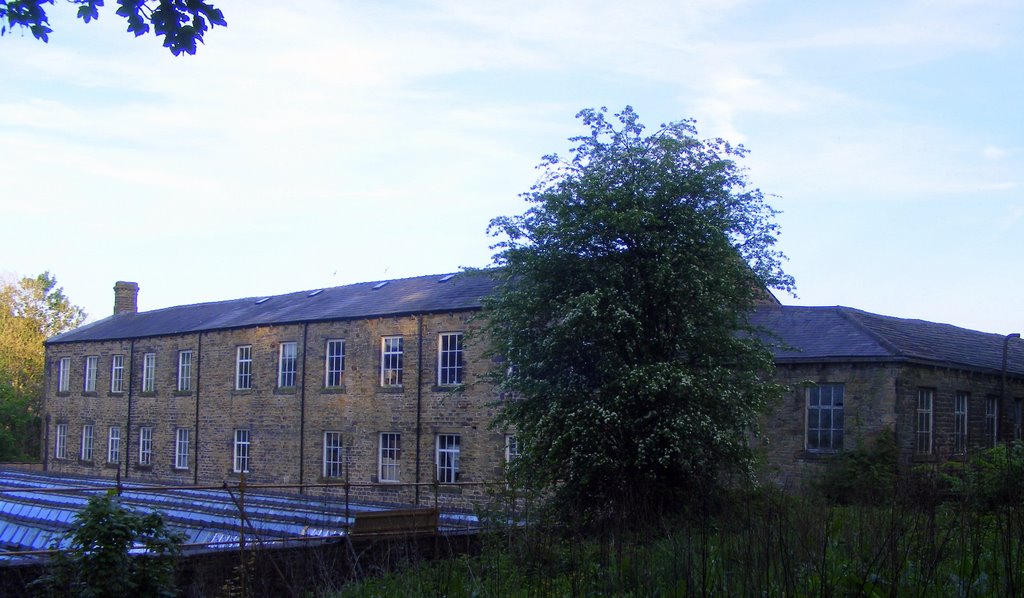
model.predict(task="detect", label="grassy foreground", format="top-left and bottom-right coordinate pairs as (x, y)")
top-left (332, 446), bottom-right (1024, 597)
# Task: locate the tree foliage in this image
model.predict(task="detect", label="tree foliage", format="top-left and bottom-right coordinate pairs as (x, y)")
top-left (0, 271), bottom-right (85, 394)
top-left (485, 107), bottom-right (792, 524)
top-left (33, 492), bottom-right (184, 597)
top-left (0, 272), bottom-right (84, 460)
top-left (0, 0), bottom-right (225, 55)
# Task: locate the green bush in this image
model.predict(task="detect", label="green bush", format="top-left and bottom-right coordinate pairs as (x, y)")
top-left (815, 428), bottom-right (898, 505)
top-left (32, 491), bottom-right (184, 597)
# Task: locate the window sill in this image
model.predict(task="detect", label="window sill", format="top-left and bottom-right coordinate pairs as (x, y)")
top-left (139, 392), bottom-right (157, 398)
top-left (103, 462), bottom-right (119, 469)
top-left (173, 390), bottom-right (193, 397)
top-left (82, 392), bottom-right (98, 398)
top-left (797, 450), bottom-right (840, 461)
top-left (78, 460), bottom-right (94, 466)
top-left (378, 386), bottom-right (405, 394)
top-left (274, 387), bottom-right (296, 395)
top-left (232, 389), bottom-right (254, 396)
top-left (56, 391), bottom-right (70, 397)
top-left (135, 464), bottom-right (153, 471)
top-left (912, 454), bottom-right (938, 463)
top-left (436, 485), bottom-right (463, 495)
top-left (107, 392), bottom-right (125, 398)
top-left (321, 386), bottom-right (346, 395)
top-left (432, 384), bottom-right (465, 393)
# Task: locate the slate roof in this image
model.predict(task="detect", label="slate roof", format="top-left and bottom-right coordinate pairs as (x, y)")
top-left (750, 305), bottom-right (1024, 378)
top-left (46, 271), bottom-right (500, 345)
top-left (46, 273), bottom-right (1021, 379)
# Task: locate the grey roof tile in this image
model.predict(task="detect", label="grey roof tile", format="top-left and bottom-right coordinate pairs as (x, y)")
top-left (750, 305), bottom-right (1024, 377)
top-left (47, 271), bottom-right (499, 344)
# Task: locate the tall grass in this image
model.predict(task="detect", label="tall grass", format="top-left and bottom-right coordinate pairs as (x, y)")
top-left (332, 445), bottom-right (1024, 597)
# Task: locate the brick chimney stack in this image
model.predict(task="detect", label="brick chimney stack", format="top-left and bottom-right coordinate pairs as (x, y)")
top-left (113, 281), bottom-right (139, 315)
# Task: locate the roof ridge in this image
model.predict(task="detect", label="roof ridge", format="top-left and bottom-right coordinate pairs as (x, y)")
top-left (834, 307), bottom-right (904, 358)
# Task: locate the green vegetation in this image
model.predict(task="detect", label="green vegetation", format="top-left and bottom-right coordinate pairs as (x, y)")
top-left (335, 447), bottom-right (1024, 597)
top-left (483, 106), bottom-right (793, 529)
top-left (0, 0), bottom-right (225, 55)
top-left (0, 271), bottom-right (85, 461)
top-left (32, 491), bottom-right (184, 597)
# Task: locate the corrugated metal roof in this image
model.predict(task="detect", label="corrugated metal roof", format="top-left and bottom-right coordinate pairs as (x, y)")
top-left (750, 305), bottom-right (1024, 377)
top-left (47, 271), bottom-right (500, 344)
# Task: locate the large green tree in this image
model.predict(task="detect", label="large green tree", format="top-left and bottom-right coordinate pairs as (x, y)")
top-left (486, 107), bottom-right (793, 524)
top-left (0, 0), bottom-right (225, 55)
top-left (0, 272), bottom-right (85, 460)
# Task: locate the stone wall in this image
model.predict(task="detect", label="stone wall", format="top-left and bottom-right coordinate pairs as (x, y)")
top-left (760, 360), bottom-right (1024, 488)
top-left (42, 310), bottom-right (508, 508)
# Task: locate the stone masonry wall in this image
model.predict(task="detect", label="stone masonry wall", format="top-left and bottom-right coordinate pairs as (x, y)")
top-left (42, 311), bottom-right (507, 509)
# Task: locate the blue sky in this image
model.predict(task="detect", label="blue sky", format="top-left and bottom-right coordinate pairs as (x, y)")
top-left (1, 0), bottom-right (1021, 334)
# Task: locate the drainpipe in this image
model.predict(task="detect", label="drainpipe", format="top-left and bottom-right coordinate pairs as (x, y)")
top-left (43, 414), bottom-right (50, 472)
top-left (193, 332), bottom-right (203, 485)
top-left (415, 315), bottom-right (424, 505)
top-left (299, 323), bottom-right (309, 494)
top-left (124, 339), bottom-right (136, 480)
top-left (1002, 333), bottom-right (1020, 444)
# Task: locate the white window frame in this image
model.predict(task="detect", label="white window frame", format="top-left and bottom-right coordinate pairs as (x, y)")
top-left (142, 352), bottom-right (156, 393)
top-left (1015, 398), bottom-right (1023, 442)
top-left (379, 432), bottom-right (401, 483)
top-left (325, 339), bottom-right (345, 388)
top-left (381, 336), bottom-right (403, 386)
top-left (57, 357), bottom-right (71, 392)
top-left (177, 350), bottom-right (193, 392)
top-left (80, 424), bottom-right (94, 461)
top-left (236, 345), bottom-right (252, 390)
top-left (323, 431), bottom-right (344, 478)
top-left (985, 397), bottom-right (998, 448)
top-left (916, 388), bottom-right (934, 455)
top-left (174, 428), bottom-right (190, 469)
top-left (84, 356), bottom-right (98, 393)
top-left (107, 426), bottom-right (121, 464)
top-left (138, 426), bottom-right (153, 466)
top-left (278, 342), bottom-right (297, 388)
top-left (437, 332), bottom-right (464, 386)
top-left (805, 384), bottom-right (844, 452)
top-left (111, 354), bottom-right (125, 393)
top-left (505, 435), bottom-right (519, 463)
top-left (954, 392), bottom-right (969, 454)
top-left (55, 424), bottom-right (67, 459)
top-left (435, 434), bottom-right (460, 484)
top-left (233, 429), bottom-right (250, 473)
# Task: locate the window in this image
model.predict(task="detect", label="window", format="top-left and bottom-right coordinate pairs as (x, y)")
top-left (177, 350), bottom-right (193, 392)
top-left (806, 384), bottom-right (844, 451)
top-left (986, 397), bottom-right (998, 448)
top-left (379, 433), bottom-right (401, 483)
top-left (174, 428), bottom-right (190, 469)
top-left (916, 389), bottom-right (934, 454)
top-left (142, 352), bottom-right (156, 392)
top-left (325, 339), bottom-right (345, 387)
top-left (111, 355), bottom-right (124, 393)
top-left (323, 431), bottom-right (344, 478)
top-left (236, 346), bottom-right (252, 390)
top-left (107, 426), bottom-right (121, 464)
top-left (505, 435), bottom-right (519, 463)
top-left (80, 424), bottom-right (94, 461)
top-left (1015, 398), bottom-right (1023, 442)
top-left (233, 429), bottom-right (250, 473)
top-left (84, 356), bottom-right (98, 392)
top-left (436, 434), bottom-right (460, 483)
top-left (954, 392), bottom-right (969, 454)
top-left (278, 342), bottom-right (297, 388)
top-left (138, 427), bottom-right (153, 466)
top-left (438, 332), bottom-right (464, 385)
top-left (55, 424), bottom-right (67, 459)
top-left (57, 357), bottom-right (71, 392)
top-left (381, 336), bottom-right (403, 386)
